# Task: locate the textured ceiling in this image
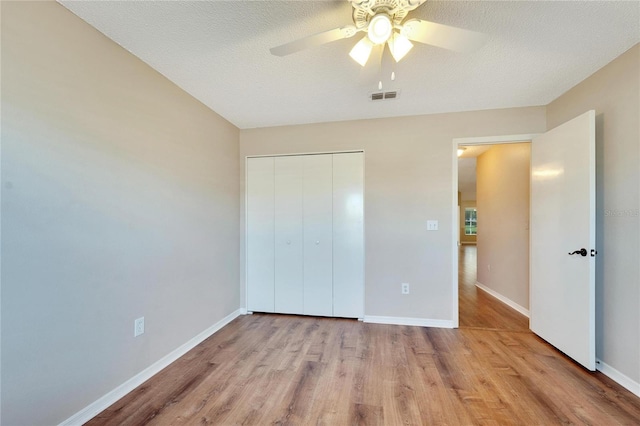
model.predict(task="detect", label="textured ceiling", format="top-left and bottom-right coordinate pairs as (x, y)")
top-left (59, 1), bottom-right (639, 129)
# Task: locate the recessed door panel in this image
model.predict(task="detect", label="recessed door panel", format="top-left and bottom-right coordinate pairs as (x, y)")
top-left (303, 154), bottom-right (333, 316)
top-left (333, 153), bottom-right (364, 318)
top-left (274, 156), bottom-right (304, 314)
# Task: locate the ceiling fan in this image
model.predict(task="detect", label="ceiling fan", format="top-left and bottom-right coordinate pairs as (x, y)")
top-left (270, 0), bottom-right (487, 66)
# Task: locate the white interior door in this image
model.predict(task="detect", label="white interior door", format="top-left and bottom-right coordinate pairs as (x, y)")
top-left (303, 154), bottom-right (334, 316)
top-left (274, 156), bottom-right (304, 314)
top-left (333, 152), bottom-right (364, 318)
top-left (247, 157), bottom-right (275, 313)
top-left (530, 110), bottom-right (596, 370)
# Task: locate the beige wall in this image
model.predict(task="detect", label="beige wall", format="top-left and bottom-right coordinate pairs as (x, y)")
top-left (547, 44), bottom-right (639, 384)
top-left (476, 144), bottom-right (531, 311)
top-left (460, 200), bottom-right (477, 244)
top-left (1, 2), bottom-right (240, 424)
top-left (4, 1), bottom-right (635, 423)
top-left (240, 108), bottom-right (546, 321)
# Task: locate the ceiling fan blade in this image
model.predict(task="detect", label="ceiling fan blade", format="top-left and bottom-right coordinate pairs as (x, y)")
top-left (401, 19), bottom-right (487, 53)
top-left (270, 25), bottom-right (358, 56)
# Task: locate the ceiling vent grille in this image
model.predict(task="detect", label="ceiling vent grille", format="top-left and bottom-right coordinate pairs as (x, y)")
top-left (370, 91), bottom-right (399, 101)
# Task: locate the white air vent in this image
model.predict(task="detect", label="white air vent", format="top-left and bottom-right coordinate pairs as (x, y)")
top-left (370, 91), bottom-right (399, 101)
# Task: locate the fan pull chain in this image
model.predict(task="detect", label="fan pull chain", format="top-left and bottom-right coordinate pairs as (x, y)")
top-left (379, 71), bottom-right (396, 90)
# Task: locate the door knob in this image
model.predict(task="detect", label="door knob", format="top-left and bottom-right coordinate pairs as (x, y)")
top-left (568, 248), bottom-right (587, 257)
top-left (315, 240), bottom-right (320, 245)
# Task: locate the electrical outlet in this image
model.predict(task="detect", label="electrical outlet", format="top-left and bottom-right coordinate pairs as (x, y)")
top-left (402, 283), bottom-right (410, 294)
top-left (134, 317), bottom-right (145, 337)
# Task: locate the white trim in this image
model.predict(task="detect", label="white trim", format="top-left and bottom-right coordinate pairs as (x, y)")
top-left (596, 359), bottom-right (640, 397)
top-left (451, 141), bottom-right (459, 328)
top-left (246, 150), bottom-right (364, 159)
top-left (361, 152), bottom-right (367, 321)
top-left (363, 316), bottom-right (455, 328)
top-left (244, 156), bottom-right (249, 313)
top-left (475, 281), bottom-right (530, 317)
top-left (453, 133), bottom-right (540, 146)
top-left (59, 309), bottom-right (244, 426)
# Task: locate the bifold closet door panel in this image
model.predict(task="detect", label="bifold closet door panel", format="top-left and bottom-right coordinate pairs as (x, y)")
top-left (303, 154), bottom-right (334, 316)
top-left (333, 152), bottom-right (364, 318)
top-left (246, 157), bottom-right (275, 313)
top-left (274, 156), bottom-right (304, 314)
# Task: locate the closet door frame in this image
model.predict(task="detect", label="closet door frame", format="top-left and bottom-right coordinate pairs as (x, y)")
top-left (244, 150), bottom-right (365, 319)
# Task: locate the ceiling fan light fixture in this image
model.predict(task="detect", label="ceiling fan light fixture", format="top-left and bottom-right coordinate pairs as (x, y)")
top-left (388, 32), bottom-right (413, 62)
top-left (349, 36), bottom-right (374, 66)
top-left (367, 13), bottom-right (393, 45)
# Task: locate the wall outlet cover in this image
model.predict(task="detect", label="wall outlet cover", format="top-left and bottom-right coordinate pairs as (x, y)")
top-left (134, 317), bottom-right (145, 337)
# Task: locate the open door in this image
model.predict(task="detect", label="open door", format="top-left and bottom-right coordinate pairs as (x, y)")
top-left (530, 110), bottom-right (596, 370)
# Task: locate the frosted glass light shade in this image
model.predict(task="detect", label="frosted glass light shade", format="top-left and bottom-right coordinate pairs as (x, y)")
top-left (389, 33), bottom-right (413, 63)
top-left (349, 36), bottom-right (374, 66)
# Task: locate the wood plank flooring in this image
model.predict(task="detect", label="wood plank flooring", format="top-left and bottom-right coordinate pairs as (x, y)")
top-left (88, 316), bottom-right (640, 425)
top-left (458, 245), bottom-right (529, 331)
top-left (88, 246), bottom-right (640, 425)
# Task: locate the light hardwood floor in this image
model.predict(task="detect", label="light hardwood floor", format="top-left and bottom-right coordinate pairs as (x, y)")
top-left (88, 249), bottom-right (640, 425)
top-left (458, 245), bottom-right (529, 331)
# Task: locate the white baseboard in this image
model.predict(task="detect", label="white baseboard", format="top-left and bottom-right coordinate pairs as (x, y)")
top-left (60, 308), bottom-right (243, 426)
top-left (363, 315), bottom-right (455, 328)
top-left (596, 359), bottom-right (640, 397)
top-left (475, 281), bottom-right (530, 317)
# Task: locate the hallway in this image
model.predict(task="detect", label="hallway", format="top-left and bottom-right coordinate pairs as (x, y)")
top-left (458, 245), bottom-right (529, 331)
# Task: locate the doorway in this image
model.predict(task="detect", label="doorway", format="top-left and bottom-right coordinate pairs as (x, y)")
top-left (452, 134), bottom-right (537, 330)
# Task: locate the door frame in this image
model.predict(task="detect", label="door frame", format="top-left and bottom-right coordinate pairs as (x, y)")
top-left (451, 134), bottom-right (539, 328)
top-left (244, 150), bottom-right (366, 318)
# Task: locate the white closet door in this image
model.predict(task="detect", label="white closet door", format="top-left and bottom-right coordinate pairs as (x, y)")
top-left (246, 157), bottom-right (275, 313)
top-left (274, 156), bottom-right (304, 314)
top-left (303, 154), bottom-right (334, 316)
top-left (333, 152), bottom-right (364, 318)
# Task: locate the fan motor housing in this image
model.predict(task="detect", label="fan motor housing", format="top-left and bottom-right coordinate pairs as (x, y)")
top-left (351, 0), bottom-right (426, 28)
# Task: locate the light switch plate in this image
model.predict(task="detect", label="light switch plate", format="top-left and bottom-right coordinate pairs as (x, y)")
top-left (427, 220), bottom-right (439, 231)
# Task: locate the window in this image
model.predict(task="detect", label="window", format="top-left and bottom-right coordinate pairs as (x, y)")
top-left (464, 208), bottom-right (477, 235)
